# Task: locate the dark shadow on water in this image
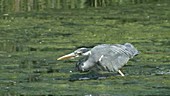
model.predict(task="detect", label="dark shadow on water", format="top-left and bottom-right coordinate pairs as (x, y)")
top-left (69, 71), bottom-right (117, 82)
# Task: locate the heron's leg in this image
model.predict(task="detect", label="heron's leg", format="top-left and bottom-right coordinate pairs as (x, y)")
top-left (118, 70), bottom-right (125, 76)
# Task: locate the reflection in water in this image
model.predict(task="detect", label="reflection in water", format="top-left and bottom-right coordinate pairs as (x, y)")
top-left (0, 39), bottom-right (25, 52)
top-left (0, 40), bottom-right (16, 52)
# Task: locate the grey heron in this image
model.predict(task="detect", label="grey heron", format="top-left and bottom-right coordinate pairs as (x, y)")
top-left (57, 43), bottom-right (139, 76)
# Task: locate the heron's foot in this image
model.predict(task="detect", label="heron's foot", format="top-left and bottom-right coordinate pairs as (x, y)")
top-left (118, 70), bottom-right (125, 76)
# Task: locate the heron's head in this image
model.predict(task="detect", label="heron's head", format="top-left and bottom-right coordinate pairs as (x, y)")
top-left (57, 48), bottom-right (90, 60)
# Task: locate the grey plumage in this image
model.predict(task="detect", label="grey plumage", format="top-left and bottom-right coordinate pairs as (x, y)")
top-left (78, 43), bottom-right (138, 71)
top-left (58, 43), bottom-right (139, 76)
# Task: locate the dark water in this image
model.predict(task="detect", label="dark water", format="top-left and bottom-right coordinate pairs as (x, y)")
top-left (0, 2), bottom-right (170, 96)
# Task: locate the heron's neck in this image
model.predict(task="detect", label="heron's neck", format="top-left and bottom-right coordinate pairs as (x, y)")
top-left (83, 51), bottom-right (91, 56)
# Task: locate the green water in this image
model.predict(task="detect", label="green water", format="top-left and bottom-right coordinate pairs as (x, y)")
top-left (0, 3), bottom-right (170, 96)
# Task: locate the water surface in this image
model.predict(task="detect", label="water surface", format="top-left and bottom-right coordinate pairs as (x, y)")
top-left (0, 2), bottom-right (170, 96)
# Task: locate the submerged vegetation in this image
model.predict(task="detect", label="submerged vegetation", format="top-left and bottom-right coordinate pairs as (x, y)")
top-left (0, 0), bottom-right (170, 96)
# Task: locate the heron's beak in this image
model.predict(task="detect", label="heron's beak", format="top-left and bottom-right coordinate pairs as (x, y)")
top-left (57, 53), bottom-right (76, 60)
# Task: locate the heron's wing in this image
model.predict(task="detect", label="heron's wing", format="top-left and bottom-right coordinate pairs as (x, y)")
top-left (98, 47), bottom-right (130, 72)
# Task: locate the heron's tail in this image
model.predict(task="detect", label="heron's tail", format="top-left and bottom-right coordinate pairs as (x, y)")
top-left (124, 43), bottom-right (139, 58)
